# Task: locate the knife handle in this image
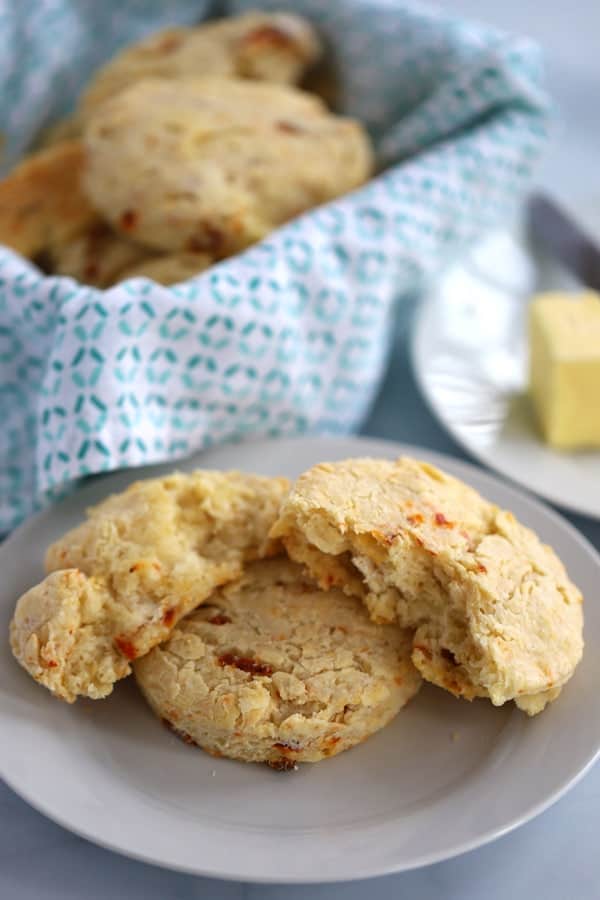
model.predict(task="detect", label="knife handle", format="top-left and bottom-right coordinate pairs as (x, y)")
top-left (527, 193), bottom-right (600, 292)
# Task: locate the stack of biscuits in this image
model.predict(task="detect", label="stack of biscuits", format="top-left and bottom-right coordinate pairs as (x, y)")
top-left (0, 11), bottom-right (373, 288)
top-left (10, 456), bottom-right (584, 770)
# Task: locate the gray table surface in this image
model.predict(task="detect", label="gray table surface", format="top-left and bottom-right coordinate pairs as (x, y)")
top-left (2, 324), bottom-right (600, 900)
top-left (3, 2), bottom-right (600, 896)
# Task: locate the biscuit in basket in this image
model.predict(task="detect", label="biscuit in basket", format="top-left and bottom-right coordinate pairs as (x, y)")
top-left (10, 470), bottom-right (289, 702)
top-left (0, 141), bottom-right (97, 258)
top-left (0, 139), bottom-right (147, 286)
top-left (50, 222), bottom-right (150, 287)
top-left (271, 457), bottom-right (584, 715)
top-left (134, 557), bottom-right (421, 768)
top-left (119, 250), bottom-right (215, 285)
top-left (82, 76), bottom-right (373, 255)
top-left (80, 11), bottom-right (322, 117)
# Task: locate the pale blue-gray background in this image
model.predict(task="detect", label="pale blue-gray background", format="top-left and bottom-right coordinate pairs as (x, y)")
top-left (2, 1), bottom-right (600, 897)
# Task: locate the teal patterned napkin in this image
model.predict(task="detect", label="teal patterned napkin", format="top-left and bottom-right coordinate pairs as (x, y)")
top-left (0, 0), bottom-right (549, 532)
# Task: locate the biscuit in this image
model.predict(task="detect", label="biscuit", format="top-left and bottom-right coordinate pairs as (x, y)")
top-left (119, 250), bottom-right (214, 285)
top-left (9, 570), bottom-right (131, 702)
top-left (0, 141), bottom-right (97, 258)
top-left (81, 11), bottom-right (322, 117)
top-left (134, 557), bottom-right (421, 767)
top-left (0, 140), bottom-right (158, 287)
top-left (11, 470), bottom-right (289, 702)
top-left (271, 457), bottom-right (584, 714)
top-left (0, 140), bottom-right (136, 284)
top-left (50, 222), bottom-right (149, 287)
top-left (82, 76), bottom-right (373, 254)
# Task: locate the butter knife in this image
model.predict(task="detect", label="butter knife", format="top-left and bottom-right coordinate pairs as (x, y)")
top-left (527, 193), bottom-right (600, 292)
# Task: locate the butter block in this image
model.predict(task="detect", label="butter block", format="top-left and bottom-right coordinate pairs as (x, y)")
top-left (529, 292), bottom-right (600, 449)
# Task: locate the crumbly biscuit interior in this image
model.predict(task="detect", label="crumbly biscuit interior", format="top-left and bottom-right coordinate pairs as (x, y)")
top-left (274, 462), bottom-right (583, 716)
top-left (9, 570), bottom-right (130, 702)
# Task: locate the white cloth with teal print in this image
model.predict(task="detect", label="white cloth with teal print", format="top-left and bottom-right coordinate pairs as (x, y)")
top-left (0, 0), bottom-right (549, 532)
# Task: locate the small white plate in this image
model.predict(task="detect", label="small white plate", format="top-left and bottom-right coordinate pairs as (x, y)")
top-left (411, 231), bottom-right (600, 519)
top-left (1, 436), bottom-right (599, 883)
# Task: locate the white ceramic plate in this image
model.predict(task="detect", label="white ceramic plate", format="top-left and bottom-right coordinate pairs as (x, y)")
top-left (411, 231), bottom-right (600, 519)
top-left (1, 436), bottom-right (599, 883)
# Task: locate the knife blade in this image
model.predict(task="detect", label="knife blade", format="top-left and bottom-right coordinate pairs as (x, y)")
top-left (527, 193), bottom-right (600, 292)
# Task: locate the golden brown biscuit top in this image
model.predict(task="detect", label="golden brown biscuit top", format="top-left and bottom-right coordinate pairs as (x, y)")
top-left (0, 140), bottom-right (97, 257)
